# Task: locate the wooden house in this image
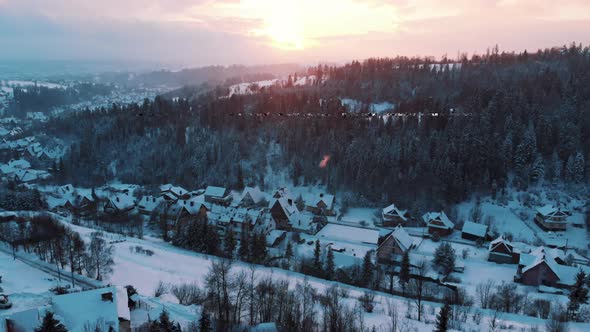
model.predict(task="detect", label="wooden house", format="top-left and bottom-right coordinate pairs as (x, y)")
top-left (534, 205), bottom-right (569, 231)
top-left (377, 225), bottom-right (415, 263)
top-left (461, 221), bottom-right (489, 241)
top-left (103, 194), bottom-right (136, 215)
top-left (304, 193), bottom-right (335, 216)
top-left (381, 203), bottom-right (411, 227)
top-left (204, 186), bottom-right (231, 205)
top-left (422, 211), bottom-right (454, 237)
top-left (488, 236), bottom-right (520, 264)
top-left (269, 197), bottom-right (299, 231)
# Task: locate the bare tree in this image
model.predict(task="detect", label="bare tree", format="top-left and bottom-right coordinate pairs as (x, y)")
top-left (171, 282), bottom-right (204, 305)
top-left (87, 232), bottom-right (114, 281)
top-left (476, 279), bottom-right (495, 309)
top-left (386, 298), bottom-right (399, 332)
top-left (408, 260), bottom-right (429, 321)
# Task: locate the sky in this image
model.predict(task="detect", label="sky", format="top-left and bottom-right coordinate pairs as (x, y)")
top-left (1, 0), bottom-right (589, 68)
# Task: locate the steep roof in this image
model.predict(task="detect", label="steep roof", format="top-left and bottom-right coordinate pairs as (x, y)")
top-left (108, 194), bottom-right (136, 211)
top-left (240, 186), bottom-right (266, 204)
top-left (305, 192), bottom-right (335, 208)
top-left (489, 235), bottom-right (514, 253)
top-left (422, 211), bottom-right (454, 229)
top-left (461, 221), bottom-right (488, 238)
top-left (391, 225), bottom-right (414, 251)
top-left (159, 184), bottom-right (188, 197)
top-left (382, 203), bottom-right (408, 221)
top-left (536, 205), bottom-right (569, 219)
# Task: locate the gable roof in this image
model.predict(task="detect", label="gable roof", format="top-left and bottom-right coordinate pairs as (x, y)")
top-left (461, 221), bottom-right (488, 238)
top-left (536, 205), bottom-right (569, 220)
top-left (422, 211), bottom-right (454, 229)
top-left (159, 184), bottom-right (188, 197)
top-left (489, 235), bottom-right (514, 253)
top-left (391, 225), bottom-right (414, 251)
top-left (205, 186), bottom-right (227, 198)
top-left (107, 194), bottom-right (136, 211)
top-left (382, 203), bottom-right (408, 220)
top-left (240, 186), bottom-right (266, 204)
top-left (305, 192), bottom-right (335, 208)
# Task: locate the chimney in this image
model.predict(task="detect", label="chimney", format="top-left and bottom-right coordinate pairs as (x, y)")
top-left (320, 193), bottom-right (324, 198)
top-left (190, 201), bottom-right (194, 207)
top-left (116, 197), bottom-right (119, 203)
top-left (288, 199), bottom-right (293, 206)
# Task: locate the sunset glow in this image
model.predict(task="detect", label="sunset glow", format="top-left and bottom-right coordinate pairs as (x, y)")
top-left (1, 0), bottom-right (589, 65)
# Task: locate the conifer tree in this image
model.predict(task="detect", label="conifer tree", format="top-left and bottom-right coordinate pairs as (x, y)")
top-left (224, 227), bottom-right (236, 259)
top-left (199, 308), bottom-right (212, 332)
top-left (434, 302), bottom-right (451, 332)
top-left (361, 251), bottom-right (374, 288)
top-left (399, 250), bottom-right (410, 289)
top-left (325, 247), bottom-right (335, 280)
top-left (35, 312), bottom-right (68, 332)
top-left (567, 270), bottom-right (589, 321)
top-left (313, 240), bottom-right (322, 275)
top-left (238, 234), bottom-right (250, 262)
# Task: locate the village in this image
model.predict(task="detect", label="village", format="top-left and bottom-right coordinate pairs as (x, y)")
top-left (1, 165), bottom-right (589, 331)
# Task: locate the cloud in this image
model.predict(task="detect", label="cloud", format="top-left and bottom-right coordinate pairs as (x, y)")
top-left (0, 0), bottom-right (588, 66)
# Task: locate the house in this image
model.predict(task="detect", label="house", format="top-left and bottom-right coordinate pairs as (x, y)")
top-left (381, 203), bottom-right (411, 227)
top-left (238, 187), bottom-right (267, 207)
top-left (316, 224), bottom-right (379, 246)
top-left (137, 195), bottom-right (164, 215)
top-left (272, 187), bottom-right (290, 199)
top-left (422, 211), bottom-right (454, 237)
top-left (269, 197), bottom-right (299, 231)
top-left (461, 221), bottom-right (489, 241)
top-left (159, 184), bottom-right (189, 202)
top-left (57, 184), bottom-right (75, 197)
top-left (204, 186), bottom-right (231, 205)
top-left (72, 193), bottom-right (97, 215)
top-left (377, 225), bottom-right (415, 263)
top-left (488, 236), bottom-right (520, 264)
top-left (207, 206), bottom-right (263, 238)
top-left (305, 192), bottom-right (335, 216)
top-left (516, 246), bottom-right (587, 288)
top-left (104, 194), bottom-right (136, 215)
top-left (534, 205), bottom-right (569, 231)
top-left (4, 287), bottom-right (129, 332)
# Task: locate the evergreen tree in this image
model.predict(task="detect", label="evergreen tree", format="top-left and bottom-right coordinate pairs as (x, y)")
top-left (567, 270), bottom-right (589, 321)
top-left (223, 227), bottom-right (236, 259)
top-left (530, 154), bottom-right (545, 183)
top-left (361, 251), bottom-right (374, 288)
top-left (285, 241), bottom-right (293, 262)
top-left (399, 251), bottom-right (410, 288)
top-left (199, 309), bottom-right (212, 332)
top-left (250, 233), bottom-right (268, 264)
top-left (35, 311), bottom-right (68, 332)
top-left (433, 242), bottom-right (456, 277)
top-left (313, 239), bottom-right (322, 275)
top-left (434, 302), bottom-right (451, 332)
top-left (325, 247), bottom-right (335, 280)
top-left (238, 234), bottom-right (250, 262)
top-left (152, 310), bottom-right (181, 332)
top-left (236, 164), bottom-right (244, 190)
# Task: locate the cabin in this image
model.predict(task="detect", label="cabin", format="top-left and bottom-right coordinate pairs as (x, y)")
top-left (515, 246), bottom-right (586, 288)
top-left (461, 221), bottom-right (489, 241)
top-left (488, 236), bottom-right (520, 264)
top-left (204, 186), bottom-right (232, 205)
top-left (381, 203), bottom-right (411, 227)
top-left (104, 194), bottom-right (136, 215)
top-left (159, 184), bottom-right (189, 202)
top-left (422, 211), bottom-right (454, 237)
top-left (137, 195), bottom-right (165, 215)
top-left (534, 205), bottom-right (569, 231)
top-left (238, 186), bottom-right (267, 207)
top-left (305, 192), bottom-right (335, 216)
top-left (377, 225), bottom-right (415, 263)
top-left (72, 193), bottom-right (97, 215)
top-left (269, 197), bottom-right (299, 231)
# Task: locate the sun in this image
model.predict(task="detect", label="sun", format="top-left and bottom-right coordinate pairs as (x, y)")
top-left (250, 0), bottom-right (305, 50)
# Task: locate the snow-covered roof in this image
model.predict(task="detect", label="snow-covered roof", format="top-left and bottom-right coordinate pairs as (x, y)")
top-left (239, 186), bottom-right (266, 204)
top-left (461, 221), bottom-right (487, 238)
top-left (316, 224), bottom-right (379, 245)
top-left (0, 159), bottom-right (31, 175)
top-left (382, 203), bottom-right (408, 221)
top-left (266, 230), bottom-right (286, 246)
top-left (205, 185), bottom-right (227, 198)
top-left (489, 235), bottom-right (514, 253)
top-left (305, 192), bottom-right (335, 209)
top-left (52, 287), bottom-right (120, 332)
top-left (536, 205), bottom-right (569, 220)
top-left (108, 194), bottom-right (136, 211)
top-left (422, 211), bottom-right (454, 229)
top-left (159, 184), bottom-right (188, 197)
top-left (137, 195), bottom-right (164, 211)
top-left (116, 286), bottom-right (130, 321)
top-left (391, 225), bottom-right (413, 251)
top-left (518, 246), bottom-right (585, 285)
